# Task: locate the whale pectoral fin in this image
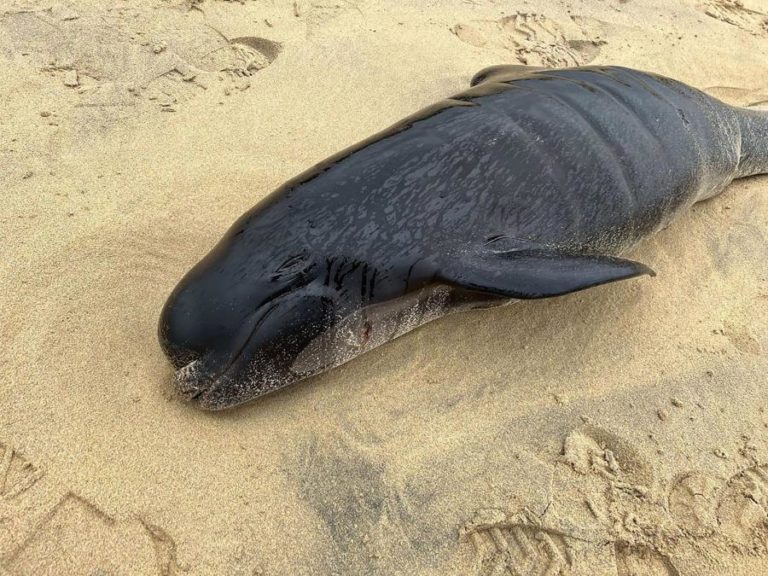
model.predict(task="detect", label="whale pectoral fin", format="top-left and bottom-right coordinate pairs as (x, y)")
top-left (438, 249), bottom-right (655, 299)
top-left (470, 65), bottom-right (547, 87)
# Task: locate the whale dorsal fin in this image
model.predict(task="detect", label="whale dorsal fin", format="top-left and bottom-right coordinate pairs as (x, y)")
top-left (470, 65), bottom-right (547, 87)
top-left (437, 245), bottom-right (655, 299)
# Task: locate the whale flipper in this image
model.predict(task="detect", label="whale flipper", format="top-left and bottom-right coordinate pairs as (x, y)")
top-left (438, 248), bottom-right (655, 299)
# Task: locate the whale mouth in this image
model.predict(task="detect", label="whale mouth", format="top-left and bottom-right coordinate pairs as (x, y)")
top-left (166, 286), bottom-right (337, 410)
top-left (174, 359), bottom-right (215, 401)
top-left (173, 353), bottom-right (288, 410)
top-left (170, 299), bottom-right (289, 409)
top-left (173, 359), bottom-right (242, 409)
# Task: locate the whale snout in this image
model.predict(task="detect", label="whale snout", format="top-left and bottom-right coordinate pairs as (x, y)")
top-left (171, 359), bottom-right (240, 410)
top-left (173, 359), bottom-right (213, 401)
top-left (158, 271), bottom-right (239, 373)
top-left (159, 271), bottom-right (341, 409)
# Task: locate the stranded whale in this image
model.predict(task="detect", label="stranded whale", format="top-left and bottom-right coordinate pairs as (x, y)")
top-left (158, 65), bottom-right (768, 410)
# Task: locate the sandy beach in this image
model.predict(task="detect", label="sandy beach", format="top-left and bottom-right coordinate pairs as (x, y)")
top-left (1, 0), bottom-right (768, 574)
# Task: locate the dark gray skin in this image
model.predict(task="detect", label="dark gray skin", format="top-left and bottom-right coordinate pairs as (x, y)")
top-left (159, 65), bottom-right (768, 410)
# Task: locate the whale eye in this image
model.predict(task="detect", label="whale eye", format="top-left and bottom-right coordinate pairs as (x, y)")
top-left (270, 253), bottom-right (313, 282)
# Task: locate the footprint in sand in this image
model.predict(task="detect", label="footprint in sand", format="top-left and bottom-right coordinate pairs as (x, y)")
top-left (457, 425), bottom-right (673, 575)
top-left (295, 0), bottom-right (364, 30)
top-left (452, 13), bottom-right (605, 67)
top-left (0, 2), bottom-right (281, 112)
top-left (462, 508), bottom-right (681, 576)
top-left (3, 493), bottom-right (180, 575)
top-left (462, 510), bottom-right (572, 576)
top-left (0, 439), bottom-right (181, 575)
top-left (723, 322), bottom-right (763, 356)
top-left (562, 425), bottom-right (654, 491)
top-left (668, 472), bottom-right (721, 537)
top-left (701, 0), bottom-right (768, 36)
top-left (0, 442), bottom-right (44, 502)
top-left (615, 543), bottom-right (680, 576)
top-left (717, 464), bottom-right (768, 546)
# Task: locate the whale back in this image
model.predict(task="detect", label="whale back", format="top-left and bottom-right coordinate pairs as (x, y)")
top-left (267, 66), bottom-right (743, 264)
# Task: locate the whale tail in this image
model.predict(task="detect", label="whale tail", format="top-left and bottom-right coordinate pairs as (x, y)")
top-left (736, 107), bottom-right (768, 178)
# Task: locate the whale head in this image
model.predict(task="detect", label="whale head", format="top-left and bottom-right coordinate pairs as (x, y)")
top-left (157, 200), bottom-right (434, 410)
top-left (157, 205), bottom-right (376, 410)
top-left (160, 259), bottom-right (327, 408)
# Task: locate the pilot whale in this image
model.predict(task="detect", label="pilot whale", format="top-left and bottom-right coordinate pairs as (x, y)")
top-left (159, 65), bottom-right (768, 410)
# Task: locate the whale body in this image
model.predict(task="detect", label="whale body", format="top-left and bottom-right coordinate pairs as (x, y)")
top-left (158, 65), bottom-right (768, 409)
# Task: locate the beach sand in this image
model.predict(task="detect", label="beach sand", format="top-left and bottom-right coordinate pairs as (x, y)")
top-left (1, 0), bottom-right (767, 574)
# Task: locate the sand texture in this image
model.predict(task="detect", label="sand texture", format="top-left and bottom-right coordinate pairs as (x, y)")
top-left (2, 0), bottom-right (768, 574)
